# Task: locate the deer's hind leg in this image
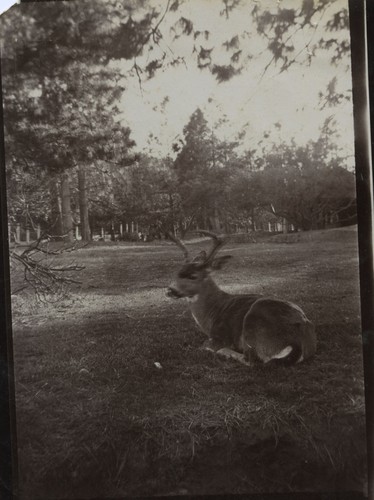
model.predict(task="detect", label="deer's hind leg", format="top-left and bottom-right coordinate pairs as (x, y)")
top-left (242, 309), bottom-right (296, 364)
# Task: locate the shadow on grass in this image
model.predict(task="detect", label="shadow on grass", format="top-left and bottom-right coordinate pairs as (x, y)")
top-left (12, 309), bottom-right (367, 498)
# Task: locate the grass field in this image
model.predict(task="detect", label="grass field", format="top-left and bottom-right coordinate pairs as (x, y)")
top-left (10, 227), bottom-right (367, 498)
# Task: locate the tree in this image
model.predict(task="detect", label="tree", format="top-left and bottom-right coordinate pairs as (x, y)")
top-left (1, 2), bottom-right (144, 241)
top-left (229, 168), bottom-right (264, 232)
top-left (173, 108), bottom-right (242, 233)
top-left (173, 109), bottom-right (214, 230)
top-left (258, 137), bottom-right (356, 231)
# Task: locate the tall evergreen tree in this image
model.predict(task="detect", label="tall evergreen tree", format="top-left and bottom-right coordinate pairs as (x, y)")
top-left (1, 1), bottom-right (149, 240)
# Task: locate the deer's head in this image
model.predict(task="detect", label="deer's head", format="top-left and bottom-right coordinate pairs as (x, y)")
top-left (167, 230), bottom-right (232, 299)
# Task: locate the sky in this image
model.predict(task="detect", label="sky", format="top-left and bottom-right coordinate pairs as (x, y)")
top-left (116, 0), bottom-right (354, 165)
top-left (0, 0), bottom-right (17, 16)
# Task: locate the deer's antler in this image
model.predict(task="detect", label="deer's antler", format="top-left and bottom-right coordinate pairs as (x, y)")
top-left (194, 230), bottom-right (226, 264)
top-left (167, 232), bottom-right (190, 261)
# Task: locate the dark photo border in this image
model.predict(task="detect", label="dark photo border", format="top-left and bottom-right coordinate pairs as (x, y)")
top-left (0, 0), bottom-right (372, 499)
top-left (350, 0), bottom-right (374, 498)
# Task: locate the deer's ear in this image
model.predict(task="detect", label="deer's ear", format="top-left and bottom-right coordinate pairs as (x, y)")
top-left (210, 255), bottom-right (232, 270)
top-left (193, 250), bottom-right (207, 263)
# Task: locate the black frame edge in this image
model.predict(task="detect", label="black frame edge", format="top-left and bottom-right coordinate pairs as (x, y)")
top-left (0, 51), bottom-right (18, 499)
top-left (349, 1), bottom-right (374, 499)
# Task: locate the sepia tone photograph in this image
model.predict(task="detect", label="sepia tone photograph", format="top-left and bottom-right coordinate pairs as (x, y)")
top-left (0, 0), bottom-right (369, 498)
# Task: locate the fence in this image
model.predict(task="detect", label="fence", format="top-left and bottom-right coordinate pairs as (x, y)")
top-left (9, 219), bottom-right (299, 245)
top-left (8, 224), bottom-right (41, 244)
top-left (8, 221), bottom-right (143, 244)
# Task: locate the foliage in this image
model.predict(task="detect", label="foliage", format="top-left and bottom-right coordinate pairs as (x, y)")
top-left (5, 158), bottom-right (51, 229)
top-left (172, 109), bottom-right (243, 232)
top-left (258, 138), bottom-right (355, 230)
top-left (0, 1), bottom-right (159, 70)
top-left (1, 2), bottom-right (142, 240)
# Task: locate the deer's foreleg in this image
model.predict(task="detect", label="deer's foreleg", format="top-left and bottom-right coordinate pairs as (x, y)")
top-left (216, 347), bottom-right (251, 366)
top-left (200, 339), bottom-right (251, 366)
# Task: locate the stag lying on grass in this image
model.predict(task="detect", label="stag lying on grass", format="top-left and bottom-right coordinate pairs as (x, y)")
top-left (167, 231), bottom-right (316, 366)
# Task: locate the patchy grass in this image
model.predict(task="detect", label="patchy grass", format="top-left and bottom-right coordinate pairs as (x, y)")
top-left (10, 228), bottom-right (367, 498)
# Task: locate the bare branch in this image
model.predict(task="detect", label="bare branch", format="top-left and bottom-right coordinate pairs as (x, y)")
top-left (11, 238), bottom-right (85, 301)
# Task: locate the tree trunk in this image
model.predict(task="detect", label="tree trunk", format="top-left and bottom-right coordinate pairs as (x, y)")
top-left (168, 193), bottom-right (174, 229)
top-left (180, 225), bottom-right (186, 239)
top-left (78, 165), bottom-right (91, 241)
top-left (209, 203), bottom-right (221, 232)
top-left (49, 177), bottom-right (63, 237)
top-left (282, 217), bottom-right (288, 234)
top-left (203, 207), bottom-right (209, 230)
top-left (61, 172), bottom-right (74, 242)
top-left (251, 207), bottom-right (256, 232)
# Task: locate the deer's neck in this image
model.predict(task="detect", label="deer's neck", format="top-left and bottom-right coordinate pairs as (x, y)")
top-left (187, 277), bottom-right (227, 335)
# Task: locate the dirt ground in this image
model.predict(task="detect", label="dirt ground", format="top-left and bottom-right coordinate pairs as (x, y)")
top-left (9, 227), bottom-right (367, 498)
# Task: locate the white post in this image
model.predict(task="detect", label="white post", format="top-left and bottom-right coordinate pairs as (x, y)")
top-left (75, 225), bottom-right (79, 240)
top-left (16, 224), bottom-right (21, 242)
top-left (101, 227), bottom-right (104, 238)
top-left (268, 222), bottom-right (272, 232)
top-left (131, 221), bottom-right (134, 233)
top-left (36, 224), bottom-right (41, 239)
top-left (120, 223), bottom-right (123, 235)
top-left (26, 228), bottom-right (30, 244)
top-left (126, 223), bottom-right (129, 233)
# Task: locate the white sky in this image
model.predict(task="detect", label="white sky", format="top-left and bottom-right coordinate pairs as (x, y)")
top-left (0, 0), bottom-right (17, 16)
top-left (116, 0), bottom-right (354, 165)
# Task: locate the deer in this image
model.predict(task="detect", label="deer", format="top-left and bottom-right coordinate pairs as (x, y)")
top-left (167, 230), bottom-right (316, 366)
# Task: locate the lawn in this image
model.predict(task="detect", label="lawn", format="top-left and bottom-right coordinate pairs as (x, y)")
top-left (10, 227), bottom-right (367, 498)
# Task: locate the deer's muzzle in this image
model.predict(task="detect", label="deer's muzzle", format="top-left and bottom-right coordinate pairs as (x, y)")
top-left (167, 286), bottom-right (184, 299)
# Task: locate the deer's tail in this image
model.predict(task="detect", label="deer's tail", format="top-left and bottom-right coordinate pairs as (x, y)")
top-left (269, 342), bottom-right (303, 365)
top-left (269, 320), bottom-right (316, 366)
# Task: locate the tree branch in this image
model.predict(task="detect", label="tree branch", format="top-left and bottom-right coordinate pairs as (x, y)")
top-left (11, 238), bottom-right (85, 301)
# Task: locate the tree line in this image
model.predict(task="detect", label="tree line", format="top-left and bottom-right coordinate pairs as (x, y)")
top-left (5, 104), bottom-right (356, 241)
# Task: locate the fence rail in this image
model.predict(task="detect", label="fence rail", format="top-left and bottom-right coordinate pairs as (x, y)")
top-left (8, 219), bottom-right (299, 245)
top-left (8, 221), bottom-right (143, 244)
